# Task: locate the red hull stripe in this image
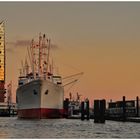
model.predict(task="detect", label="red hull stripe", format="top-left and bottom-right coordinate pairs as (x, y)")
top-left (18, 108), bottom-right (64, 119)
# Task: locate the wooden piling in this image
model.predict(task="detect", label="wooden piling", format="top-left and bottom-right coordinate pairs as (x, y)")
top-left (100, 99), bottom-right (106, 123)
top-left (136, 96), bottom-right (139, 117)
top-left (8, 105), bottom-right (11, 117)
top-left (63, 98), bottom-right (69, 118)
top-left (85, 100), bottom-right (90, 120)
top-left (81, 101), bottom-right (85, 120)
top-left (94, 99), bottom-right (106, 123)
top-left (94, 100), bottom-right (100, 123)
top-left (122, 96), bottom-right (126, 121)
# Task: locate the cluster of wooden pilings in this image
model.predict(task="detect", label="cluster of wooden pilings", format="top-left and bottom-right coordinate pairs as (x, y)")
top-left (80, 99), bottom-right (106, 123)
top-left (136, 96), bottom-right (139, 117)
top-left (64, 96), bottom-right (140, 123)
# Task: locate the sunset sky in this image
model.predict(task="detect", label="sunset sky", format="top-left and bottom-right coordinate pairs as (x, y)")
top-left (0, 2), bottom-right (140, 104)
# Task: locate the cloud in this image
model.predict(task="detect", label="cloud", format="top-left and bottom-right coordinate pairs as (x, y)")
top-left (6, 40), bottom-right (31, 53)
top-left (7, 40), bottom-right (59, 49)
top-left (6, 39), bottom-right (59, 54)
top-left (6, 47), bottom-right (14, 53)
top-left (7, 40), bottom-right (31, 47)
top-left (50, 44), bottom-right (59, 50)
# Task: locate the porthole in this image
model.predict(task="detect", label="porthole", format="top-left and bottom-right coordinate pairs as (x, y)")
top-left (33, 89), bottom-right (37, 95)
top-left (45, 90), bottom-right (49, 95)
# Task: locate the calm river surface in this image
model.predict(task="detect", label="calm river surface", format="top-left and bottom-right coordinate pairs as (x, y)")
top-left (0, 117), bottom-right (139, 138)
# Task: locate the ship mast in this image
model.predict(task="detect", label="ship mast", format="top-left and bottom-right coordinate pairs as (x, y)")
top-left (25, 58), bottom-right (29, 76)
top-left (38, 34), bottom-right (42, 78)
top-left (46, 39), bottom-right (51, 76)
top-left (29, 33), bottom-right (51, 80)
top-left (30, 39), bottom-right (36, 79)
top-left (29, 39), bottom-right (37, 79)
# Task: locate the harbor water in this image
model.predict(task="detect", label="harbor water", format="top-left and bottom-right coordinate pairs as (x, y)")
top-left (0, 117), bottom-right (139, 138)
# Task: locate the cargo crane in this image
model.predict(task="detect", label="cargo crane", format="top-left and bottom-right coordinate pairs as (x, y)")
top-left (62, 72), bottom-right (84, 93)
top-left (62, 72), bottom-right (84, 81)
top-left (62, 72), bottom-right (83, 86)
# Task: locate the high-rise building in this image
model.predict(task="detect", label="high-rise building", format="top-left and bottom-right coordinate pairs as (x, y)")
top-left (0, 21), bottom-right (6, 102)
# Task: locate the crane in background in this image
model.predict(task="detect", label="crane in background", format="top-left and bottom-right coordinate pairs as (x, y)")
top-left (62, 72), bottom-right (84, 96)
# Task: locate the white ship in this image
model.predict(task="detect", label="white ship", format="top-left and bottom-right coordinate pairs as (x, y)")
top-left (16, 34), bottom-right (64, 119)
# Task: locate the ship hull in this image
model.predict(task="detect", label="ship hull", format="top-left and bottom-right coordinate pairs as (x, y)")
top-left (16, 79), bottom-right (64, 119)
top-left (18, 108), bottom-right (64, 119)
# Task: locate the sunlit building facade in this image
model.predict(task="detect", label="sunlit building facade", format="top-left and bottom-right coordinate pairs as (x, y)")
top-left (0, 21), bottom-right (6, 102)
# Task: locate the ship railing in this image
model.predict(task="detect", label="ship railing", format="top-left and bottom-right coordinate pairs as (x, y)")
top-left (52, 75), bottom-right (62, 85)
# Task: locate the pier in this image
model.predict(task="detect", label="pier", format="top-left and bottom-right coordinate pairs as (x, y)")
top-left (63, 95), bottom-right (140, 123)
top-left (105, 96), bottom-right (140, 122)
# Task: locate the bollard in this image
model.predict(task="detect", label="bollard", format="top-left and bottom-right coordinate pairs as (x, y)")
top-left (136, 96), bottom-right (139, 117)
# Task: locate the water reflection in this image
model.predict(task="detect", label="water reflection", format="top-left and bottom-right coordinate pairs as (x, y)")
top-left (0, 117), bottom-right (139, 138)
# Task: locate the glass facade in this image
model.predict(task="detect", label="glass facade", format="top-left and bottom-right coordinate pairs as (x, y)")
top-left (0, 22), bottom-right (5, 82)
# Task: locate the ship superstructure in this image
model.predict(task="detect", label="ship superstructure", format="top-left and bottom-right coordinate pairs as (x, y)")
top-left (16, 34), bottom-right (64, 119)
